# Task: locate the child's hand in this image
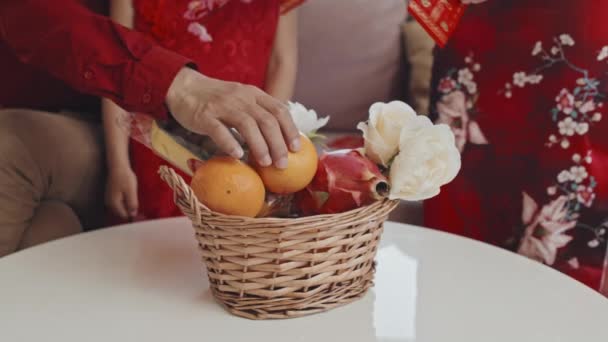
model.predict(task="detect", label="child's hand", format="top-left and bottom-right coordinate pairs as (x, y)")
top-left (105, 167), bottom-right (139, 219)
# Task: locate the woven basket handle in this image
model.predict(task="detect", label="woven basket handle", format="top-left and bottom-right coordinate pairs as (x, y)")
top-left (159, 165), bottom-right (208, 214)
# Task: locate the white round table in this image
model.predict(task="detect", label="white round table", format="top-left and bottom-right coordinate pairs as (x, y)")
top-left (1, 218), bottom-right (607, 342)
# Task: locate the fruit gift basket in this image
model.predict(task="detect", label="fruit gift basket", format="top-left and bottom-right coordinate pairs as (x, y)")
top-left (129, 101), bottom-right (461, 319)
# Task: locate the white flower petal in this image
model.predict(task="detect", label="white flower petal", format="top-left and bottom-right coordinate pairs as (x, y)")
top-left (288, 101), bottom-right (330, 135)
top-left (359, 101), bottom-right (416, 167)
top-left (389, 123), bottom-right (461, 201)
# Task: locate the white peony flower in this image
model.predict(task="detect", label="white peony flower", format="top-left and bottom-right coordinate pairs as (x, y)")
top-left (585, 155), bottom-right (593, 164)
top-left (559, 34), bottom-right (575, 46)
top-left (561, 139), bottom-right (570, 149)
top-left (532, 41), bottom-right (543, 56)
top-left (547, 186), bottom-right (557, 196)
top-left (551, 46), bottom-right (560, 55)
top-left (558, 117), bottom-right (576, 136)
top-left (388, 119), bottom-right (461, 201)
top-left (598, 46), bottom-right (608, 61)
top-left (572, 153), bottom-right (581, 163)
top-left (473, 63), bottom-right (481, 72)
top-left (288, 101), bottom-right (329, 136)
top-left (357, 101), bottom-right (417, 167)
top-left (513, 72), bottom-right (527, 88)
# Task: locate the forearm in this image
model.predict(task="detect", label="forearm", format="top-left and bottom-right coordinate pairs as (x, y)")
top-left (265, 10), bottom-right (298, 102)
top-left (265, 57), bottom-right (297, 102)
top-left (0, 0), bottom-right (190, 119)
top-left (102, 98), bottom-right (131, 170)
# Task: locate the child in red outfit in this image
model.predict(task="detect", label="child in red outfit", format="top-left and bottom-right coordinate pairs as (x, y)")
top-left (102, 0), bottom-right (303, 221)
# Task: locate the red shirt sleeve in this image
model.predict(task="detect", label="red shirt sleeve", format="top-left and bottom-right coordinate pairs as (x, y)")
top-left (0, 0), bottom-right (194, 119)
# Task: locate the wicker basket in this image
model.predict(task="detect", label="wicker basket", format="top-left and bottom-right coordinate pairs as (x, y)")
top-left (159, 166), bottom-right (398, 320)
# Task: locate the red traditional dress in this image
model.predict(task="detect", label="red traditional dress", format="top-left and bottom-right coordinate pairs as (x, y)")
top-left (425, 0), bottom-right (608, 294)
top-left (129, 0), bottom-right (304, 219)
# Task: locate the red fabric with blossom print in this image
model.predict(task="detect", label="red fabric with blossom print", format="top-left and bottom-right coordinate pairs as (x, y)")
top-left (127, 0), bottom-right (303, 220)
top-left (426, 0), bottom-right (608, 294)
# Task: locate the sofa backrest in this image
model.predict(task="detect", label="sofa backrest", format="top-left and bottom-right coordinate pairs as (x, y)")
top-left (293, 0), bottom-right (408, 131)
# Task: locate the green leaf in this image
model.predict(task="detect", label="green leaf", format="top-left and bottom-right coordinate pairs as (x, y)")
top-left (571, 110), bottom-right (578, 119)
top-left (573, 87), bottom-right (581, 96)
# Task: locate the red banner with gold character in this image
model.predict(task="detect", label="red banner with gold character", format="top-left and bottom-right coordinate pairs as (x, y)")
top-left (408, 0), bottom-right (466, 48)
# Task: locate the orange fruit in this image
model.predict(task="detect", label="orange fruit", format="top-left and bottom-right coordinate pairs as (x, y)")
top-left (190, 157), bottom-right (265, 217)
top-left (255, 134), bottom-right (318, 194)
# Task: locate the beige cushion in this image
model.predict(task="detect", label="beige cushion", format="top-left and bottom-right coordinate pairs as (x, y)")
top-left (402, 20), bottom-right (435, 115)
top-left (294, 0), bottom-right (407, 131)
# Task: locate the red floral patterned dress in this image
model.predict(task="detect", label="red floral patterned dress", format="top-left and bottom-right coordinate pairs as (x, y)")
top-left (128, 0), bottom-right (304, 220)
top-left (425, 0), bottom-right (608, 294)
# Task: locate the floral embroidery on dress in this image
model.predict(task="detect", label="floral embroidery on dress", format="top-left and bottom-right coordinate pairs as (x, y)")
top-left (183, 0), bottom-right (256, 42)
top-left (518, 194), bottom-right (577, 266)
top-left (187, 22), bottom-right (213, 42)
top-left (184, 0), bottom-right (231, 20)
top-left (547, 85), bottom-right (603, 150)
top-left (435, 54), bottom-right (488, 152)
top-left (448, 33), bottom-right (608, 267)
top-left (498, 34), bottom-right (606, 151)
top-left (437, 53), bottom-right (480, 106)
top-left (547, 151), bottom-right (597, 216)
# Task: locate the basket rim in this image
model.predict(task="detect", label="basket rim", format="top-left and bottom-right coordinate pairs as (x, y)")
top-left (203, 197), bottom-right (397, 222)
top-left (159, 165), bottom-right (399, 224)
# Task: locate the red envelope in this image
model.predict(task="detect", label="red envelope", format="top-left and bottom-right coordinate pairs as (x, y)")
top-left (408, 0), bottom-right (467, 48)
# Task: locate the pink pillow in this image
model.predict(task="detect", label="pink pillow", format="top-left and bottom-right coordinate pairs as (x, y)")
top-left (293, 0), bottom-right (407, 131)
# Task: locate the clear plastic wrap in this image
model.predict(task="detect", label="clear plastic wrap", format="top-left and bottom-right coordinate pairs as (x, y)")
top-left (121, 113), bottom-right (296, 217)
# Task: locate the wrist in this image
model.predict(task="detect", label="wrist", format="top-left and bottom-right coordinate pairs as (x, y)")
top-left (106, 154), bottom-right (131, 173)
top-left (166, 67), bottom-right (198, 111)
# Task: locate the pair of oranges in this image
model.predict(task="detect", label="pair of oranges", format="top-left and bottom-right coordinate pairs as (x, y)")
top-left (190, 134), bottom-right (318, 217)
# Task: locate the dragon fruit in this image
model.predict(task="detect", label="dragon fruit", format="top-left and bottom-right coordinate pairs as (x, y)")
top-left (296, 149), bottom-right (389, 215)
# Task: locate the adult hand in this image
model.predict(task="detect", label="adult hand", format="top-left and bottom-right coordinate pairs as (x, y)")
top-left (165, 68), bottom-right (301, 169)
